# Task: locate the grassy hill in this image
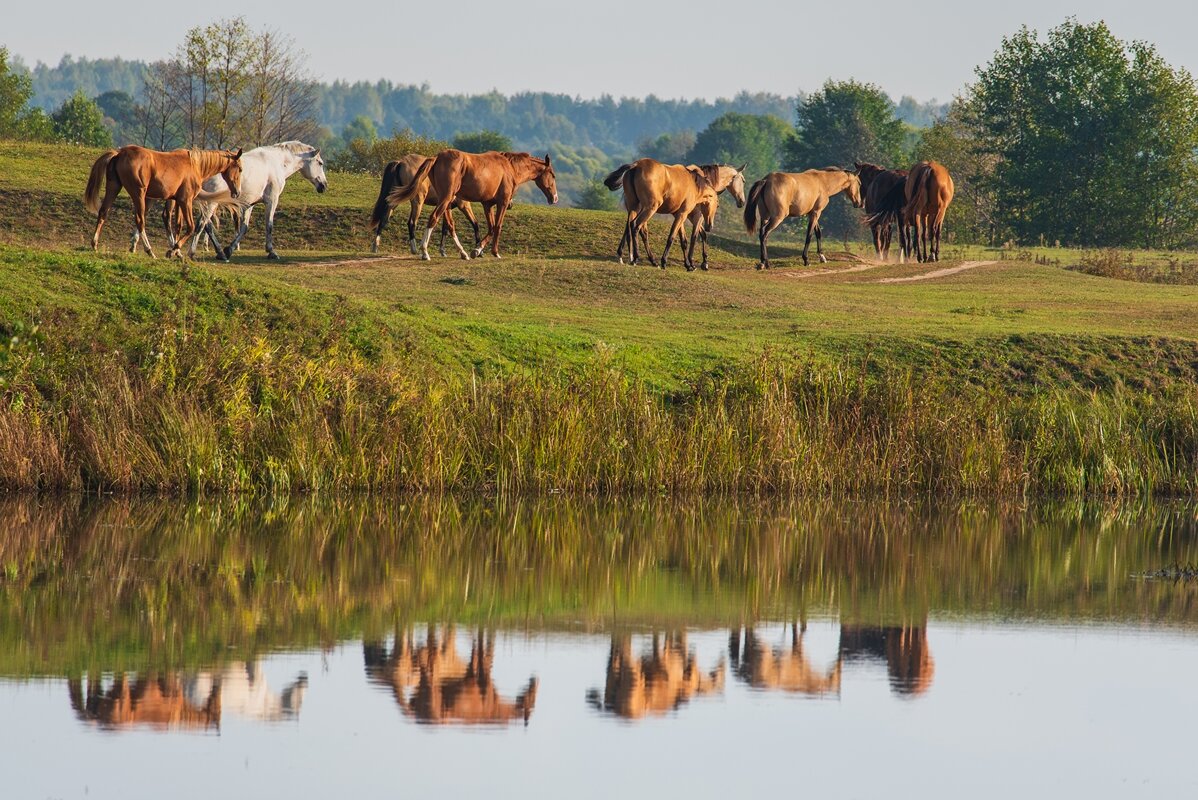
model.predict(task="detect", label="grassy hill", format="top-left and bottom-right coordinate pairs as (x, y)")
top-left (1, 142), bottom-right (1197, 495)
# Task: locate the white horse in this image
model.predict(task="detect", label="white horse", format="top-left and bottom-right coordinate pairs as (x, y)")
top-left (185, 141), bottom-right (328, 260)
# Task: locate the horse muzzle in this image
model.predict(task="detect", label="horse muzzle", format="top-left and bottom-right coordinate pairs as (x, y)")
top-left (317, 181), bottom-right (328, 194)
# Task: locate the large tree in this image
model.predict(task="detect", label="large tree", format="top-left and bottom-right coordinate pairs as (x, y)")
top-left (971, 18), bottom-right (1198, 247)
top-left (452, 129), bottom-right (514, 153)
top-left (787, 80), bottom-right (907, 237)
top-left (687, 112), bottom-right (791, 177)
top-left (914, 100), bottom-right (1001, 245)
top-left (0, 47), bottom-right (55, 141)
top-left (51, 90), bottom-right (112, 147)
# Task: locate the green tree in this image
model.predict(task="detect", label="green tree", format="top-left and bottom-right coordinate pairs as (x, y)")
top-left (575, 174), bottom-right (618, 211)
top-left (95, 90), bottom-right (138, 143)
top-left (787, 79), bottom-right (907, 236)
top-left (971, 18), bottom-right (1198, 247)
top-left (51, 90), bottom-right (113, 146)
top-left (340, 115), bottom-right (378, 145)
top-left (687, 113), bottom-right (791, 177)
top-left (335, 127), bottom-right (449, 174)
top-left (452, 129), bottom-right (513, 153)
top-left (913, 100), bottom-right (1001, 245)
top-left (0, 47), bottom-right (55, 141)
top-left (638, 130), bottom-right (695, 163)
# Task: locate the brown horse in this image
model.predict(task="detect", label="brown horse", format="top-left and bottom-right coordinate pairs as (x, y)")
top-left (685, 179), bottom-right (720, 271)
top-left (586, 632), bottom-right (725, 719)
top-left (84, 145), bottom-right (243, 258)
top-left (839, 624), bottom-right (935, 696)
top-left (903, 160), bottom-right (954, 263)
top-left (729, 625), bottom-right (842, 696)
top-left (604, 160), bottom-right (746, 267)
top-left (743, 167), bottom-right (863, 269)
top-left (369, 153), bottom-right (481, 255)
top-left (855, 161), bottom-right (909, 262)
top-left (68, 672), bottom-right (221, 731)
top-left (388, 149), bottom-right (557, 260)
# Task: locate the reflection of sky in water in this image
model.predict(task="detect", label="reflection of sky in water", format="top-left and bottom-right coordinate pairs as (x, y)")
top-left (4, 622), bottom-right (1198, 798)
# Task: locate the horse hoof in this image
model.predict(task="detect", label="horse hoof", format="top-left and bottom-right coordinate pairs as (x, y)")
top-left (472, 249), bottom-right (484, 259)
top-left (461, 252), bottom-right (471, 261)
top-left (819, 255), bottom-right (828, 264)
top-left (756, 263), bottom-right (763, 271)
top-left (700, 263), bottom-right (709, 271)
top-left (420, 253), bottom-right (431, 261)
top-left (266, 251), bottom-right (280, 261)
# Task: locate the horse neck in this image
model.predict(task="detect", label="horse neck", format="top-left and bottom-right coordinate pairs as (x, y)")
top-left (511, 155), bottom-right (545, 184)
top-left (274, 148), bottom-right (306, 179)
top-left (825, 170), bottom-right (853, 196)
top-left (193, 151), bottom-right (234, 180)
top-left (709, 166), bottom-right (734, 192)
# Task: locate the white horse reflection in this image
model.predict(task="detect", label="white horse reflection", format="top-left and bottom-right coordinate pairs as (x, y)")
top-left (185, 661), bottom-right (308, 722)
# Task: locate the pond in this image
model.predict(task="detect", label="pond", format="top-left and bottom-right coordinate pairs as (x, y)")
top-left (1, 496), bottom-right (1196, 798)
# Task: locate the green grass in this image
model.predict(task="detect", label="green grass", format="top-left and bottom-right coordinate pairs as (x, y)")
top-left (2, 142), bottom-right (1198, 495)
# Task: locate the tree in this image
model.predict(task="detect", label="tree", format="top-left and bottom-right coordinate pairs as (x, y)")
top-left (787, 79), bottom-right (907, 237)
top-left (970, 18), bottom-right (1198, 247)
top-left (336, 128), bottom-right (449, 174)
top-left (913, 100), bottom-right (1001, 245)
top-left (0, 46), bottom-right (55, 141)
top-left (51, 90), bottom-right (112, 146)
top-left (638, 130), bottom-right (694, 163)
top-left (452, 129), bottom-right (513, 153)
top-left (687, 112), bottom-right (791, 176)
top-left (575, 175), bottom-right (619, 211)
top-left (95, 90), bottom-right (138, 144)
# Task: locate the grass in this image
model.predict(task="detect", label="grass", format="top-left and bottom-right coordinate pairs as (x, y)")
top-left (2, 142), bottom-right (1198, 495)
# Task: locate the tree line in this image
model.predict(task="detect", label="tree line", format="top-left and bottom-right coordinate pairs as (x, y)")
top-left (3, 17), bottom-right (1198, 247)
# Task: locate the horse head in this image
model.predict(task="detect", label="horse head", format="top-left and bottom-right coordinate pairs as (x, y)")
top-left (727, 164), bottom-right (747, 208)
top-left (535, 153), bottom-right (558, 205)
top-left (223, 148), bottom-right (244, 200)
top-left (301, 147), bottom-right (329, 194)
top-left (843, 170), bottom-right (864, 209)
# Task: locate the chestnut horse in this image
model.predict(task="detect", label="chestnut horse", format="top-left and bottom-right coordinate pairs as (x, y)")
top-left (84, 145), bottom-right (242, 258)
top-left (369, 153), bottom-right (481, 256)
top-left (743, 167), bottom-right (863, 269)
top-left (603, 160), bottom-right (746, 267)
top-left (855, 161), bottom-right (909, 262)
top-left (388, 150), bottom-right (557, 260)
top-left (903, 160), bottom-right (954, 263)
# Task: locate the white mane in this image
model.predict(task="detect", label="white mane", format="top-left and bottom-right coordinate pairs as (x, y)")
top-left (269, 140), bottom-right (317, 155)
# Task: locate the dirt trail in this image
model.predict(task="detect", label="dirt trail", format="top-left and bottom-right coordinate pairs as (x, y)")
top-left (772, 262), bottom-right (890, 279)
top-left (876, 260), bottom-right (1000, 284)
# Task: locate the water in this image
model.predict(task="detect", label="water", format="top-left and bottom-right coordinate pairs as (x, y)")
top-left (1, 496), bottom-right (1196, 798)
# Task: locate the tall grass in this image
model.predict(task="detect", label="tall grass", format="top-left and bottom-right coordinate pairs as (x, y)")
top-left (2, 315), bottom-right (1196, 495)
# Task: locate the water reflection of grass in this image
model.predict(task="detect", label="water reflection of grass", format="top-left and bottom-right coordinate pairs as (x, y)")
top-left (1, 496), bottom-right (1197, 676)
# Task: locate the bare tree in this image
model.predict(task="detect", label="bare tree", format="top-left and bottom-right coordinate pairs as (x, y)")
top-left (138, 60), bottom-right (181, 148)
top-left (241, 28), bottom-right (319, 146)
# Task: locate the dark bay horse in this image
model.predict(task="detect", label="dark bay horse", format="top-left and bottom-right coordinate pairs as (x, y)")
top-left (369, 153), bottom-right (481, 255)
top-left (855, 161), bottom-right (908, 262)
top-left (388, 150), bottom-right (557, 260)
top-left (604, 160), bottom-right (746, 267)
top-left (903, 160), bottom-right (954, 263)
top-left (743, 168), bottom-right (863, 269)
top-left (85, 145), bottom-right (242, 258)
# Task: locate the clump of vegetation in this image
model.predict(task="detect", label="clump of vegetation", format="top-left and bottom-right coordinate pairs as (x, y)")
top-left (1068, 249), bottom-right (1198, 285)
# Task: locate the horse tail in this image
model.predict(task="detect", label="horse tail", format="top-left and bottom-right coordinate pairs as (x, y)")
top-left (904, 166), bottom-right (932, 219)
top-left (743, 178), bottom-right (766, 234)
top-left (603, 163), bottom-right (633, 191)
top-left (387, 157), bottom-right (435, 207)
top-left (84, 150), bottom-right (118, 213)
top-left (864, 179), bottom-right (907, 228)
top-left (370, 162), bottom-right (401, 229)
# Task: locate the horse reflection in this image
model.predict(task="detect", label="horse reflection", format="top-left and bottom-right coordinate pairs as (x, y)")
top-left (839, 625), bottom-right (935, 696)
top-left (363, 626), bottom-right (537, 725)
top-left (69, 673), bottom-right (221, 731)
top-left (68, 662), bottom-right (308, 732)
top-left (729, 625), bottom-right (841, 697)
top-left (587, 632), bottom-right (725, 719)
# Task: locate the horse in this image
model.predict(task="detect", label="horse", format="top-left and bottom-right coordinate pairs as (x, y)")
top-left (839, 624), bottom-right (935, 696)
top-left (902, 160), bottom-right (954, 263)
top-left (84, 145), bottom-right (243, 258)
top-left (388, 150), bottom-right (557, 260)
top-left (369, 154), bottom-right (482, 256)
top-left (854, 161), bottom-right (909, 262)
top-left (729, 625), bottom-right (842, 696)
top-left (684, 178), bottom-right (720, 271)
top-left (586, 632), bottom-right (725, 719)
top-left (172, 141), bottom-right (328, 261)
top-left (742, 167), bottom-right (863, 269)
top-left (603, 160), bottom-right (746, 267)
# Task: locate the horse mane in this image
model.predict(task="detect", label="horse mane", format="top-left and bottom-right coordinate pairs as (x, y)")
top-left (189, 149), bottom-right (236, 174)
top-left (271, 141), bottom-right (316, 155)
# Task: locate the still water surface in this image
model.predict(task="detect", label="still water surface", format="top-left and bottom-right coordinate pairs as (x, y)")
top-left (1, 497), bottom-right (1196, 798)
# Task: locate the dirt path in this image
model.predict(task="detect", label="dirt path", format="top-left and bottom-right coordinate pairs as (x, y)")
top-left (772, 262), bottom-right (890, 279)
top-left (876, 260), bottom-right (1000, 284)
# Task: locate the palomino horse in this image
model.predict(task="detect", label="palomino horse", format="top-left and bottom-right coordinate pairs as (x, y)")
top-left (743, 167), bottom-right (862, 269)
top-left (369, 153), bottom-right (481, 256)
top-left (855, 161), bottom-right (909, 262)
top-left (902, 160), bottom-right (954, 263)
top-left (586, 631), bottom-right (725, 719)
top-left (729, 625), bottom-right (842, 696)
top-left (603, 160), bottom-right (746, 267)
top-left (183, 141), bottom-right (328, 261)
top-left (363, 626), bottom-right (538, 725)
top-left (84, 145), bottom-right (243, 258)
top-left (388, 150), bottom-right (557, 260)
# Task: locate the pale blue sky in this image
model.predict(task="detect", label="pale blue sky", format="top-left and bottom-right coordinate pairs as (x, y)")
top-left (5, 0), bottom-right (1194, 101)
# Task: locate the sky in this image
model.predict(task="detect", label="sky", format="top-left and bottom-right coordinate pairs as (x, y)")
top-left (5, 0), bottom-right (1195, 101)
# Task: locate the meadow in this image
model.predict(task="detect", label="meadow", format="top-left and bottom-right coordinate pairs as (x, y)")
top-left (1, 142), bottom-right (1197, 495)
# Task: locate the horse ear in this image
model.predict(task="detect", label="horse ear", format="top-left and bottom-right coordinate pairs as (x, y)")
top-left (737, 163), bottom-right (746, 173)
top-left (544, 153), bottom-right (551, 166)
top-left (234, 148), bottom-right (243, 159)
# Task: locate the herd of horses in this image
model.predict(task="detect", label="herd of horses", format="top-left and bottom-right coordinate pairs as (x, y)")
top-left (65, 623), bottom-right (932, 730)
top-left (82, 140), bottom-right (953, 269)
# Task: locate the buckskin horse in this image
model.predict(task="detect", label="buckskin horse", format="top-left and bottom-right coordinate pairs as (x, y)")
top-left (743, 167), bottom-right (863, 269)
top-left (84, 145), bottom-right (243, 258)
top-left (388, 150), bottom-right (557, 260)
top-left (369, 153), bottom-right (481, 256)
top-left (603, 160), bottom-right (746, 267)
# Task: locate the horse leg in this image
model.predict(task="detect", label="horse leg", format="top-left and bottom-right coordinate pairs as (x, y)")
top-left (131, 189), bottom-right (155, 258)
top-left (814, 219), bottom-right (826, 264)
top-left (700, 224), bottom-right (709, 271)
top-left (403, 200), bottom-right (419, 255)
top-left (760, 216), bottom-right (784, 269)
top-left (171, 198), bottom-right (198, 259)
top-left (92, 176), bottom-right (121, 252)
top-left (443, 206), bottom-right (470, 260)
top-left (801, 215), bottom-right (816, 267)
top-left (631, 208), bottom-right (657, 267)
top-left (264, 194), bottom-right (281, 260)
top-left (617, 213), bottom-right (633, 264)
top-left (190, 203), bottom-right (217, 258)
top-left (474, 203), bottom-right (497, 258)
top-left (489, 198), bottom-right (512, 258)
top-left (222, 206), bottom-right (254, 261)
top-left (660, 213), bottom-right (685, 269)
top-left (459, 202), bottom-right (482, 254)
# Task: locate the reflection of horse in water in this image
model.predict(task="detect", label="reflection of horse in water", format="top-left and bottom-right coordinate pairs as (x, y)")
top-left (363, 626), bottom-right (538, 725)
top-left (69, 673), bottom-right (221, 731)
top-left (729, 625), bottom-right (841, 697)
top-left (587, 632), bottom-right (725, 719)
top-left (839, 625), bottom-right (935, 696)
top-left (68, 662), bottom-right (308, 731)
top-left (730, 622), bottom-right (935, 697)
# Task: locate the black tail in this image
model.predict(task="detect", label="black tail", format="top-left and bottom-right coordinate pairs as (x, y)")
top-left (369, 161), bottom-right (403, 229)
top-left (387, 158), bottom-right (436, 207)
top-left (864, 178), bottom-right (907, 228)
top-left (604, 163), bottom-right (633, 191)
top-left (743, 178), bottom-right (766, 234)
